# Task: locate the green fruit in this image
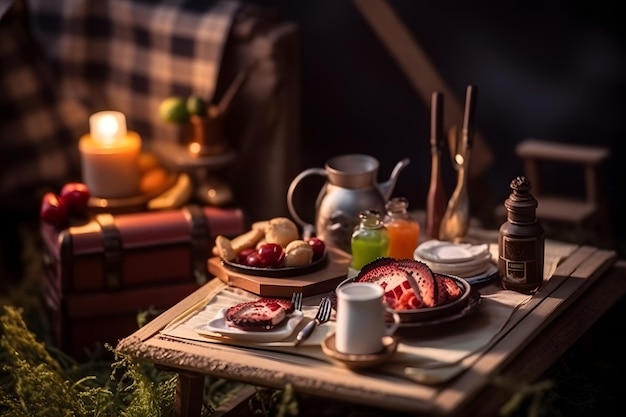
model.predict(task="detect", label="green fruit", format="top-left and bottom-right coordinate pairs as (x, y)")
top-left (159, 96), bottom-right (189, 123)
top-left (186, 96), bottom-right (208, 116)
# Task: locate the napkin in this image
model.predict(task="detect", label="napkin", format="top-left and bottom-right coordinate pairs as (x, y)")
top-left (163, 285), bottom-right (333, 347)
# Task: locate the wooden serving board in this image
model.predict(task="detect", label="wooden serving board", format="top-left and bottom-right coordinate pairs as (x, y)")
top-left (208, 247), bottom-right (351, 297)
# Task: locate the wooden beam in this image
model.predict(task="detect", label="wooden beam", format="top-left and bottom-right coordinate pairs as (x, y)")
top-left (353, 0), bottom-right (494, 178)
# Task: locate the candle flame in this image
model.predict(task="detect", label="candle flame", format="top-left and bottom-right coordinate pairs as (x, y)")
top-left (98, 115), bottom-right (119, 142)
top-left (90, 111), bottom-right (127, 146)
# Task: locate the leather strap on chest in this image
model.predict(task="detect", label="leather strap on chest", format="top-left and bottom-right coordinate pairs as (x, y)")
top-left (96, 213), bottom-right (122, 290)
top-left (185, 205), bottom-right (211, 285)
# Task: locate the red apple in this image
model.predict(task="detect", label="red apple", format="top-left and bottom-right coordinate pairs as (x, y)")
top-left (60, 182), bottom-right (91, 216)
top-left (237, 248), bottom-right (257, 265)
top-left (256, 243), bottom-right (285, 268)
top-left (307, 237), bottom-right (326, 260)
top-left (40, 192), bottom-right (68, 227)
top-left (245, 252), bottom-right (263, 267)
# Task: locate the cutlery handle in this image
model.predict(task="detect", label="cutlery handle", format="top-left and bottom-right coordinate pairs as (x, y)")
top-left (295, 319), bottom-right (317, 345)
top-left (430, 91), bottom-right (444, 152)
top-left (462, 85), bottom-right (477, 149)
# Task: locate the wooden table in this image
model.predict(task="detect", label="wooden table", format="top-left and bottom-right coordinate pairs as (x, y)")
top-left (116, 244), bottom-right (624, 417)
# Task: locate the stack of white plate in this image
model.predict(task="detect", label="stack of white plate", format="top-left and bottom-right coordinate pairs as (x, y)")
top-left (414, 240), bottom-right (497, 285)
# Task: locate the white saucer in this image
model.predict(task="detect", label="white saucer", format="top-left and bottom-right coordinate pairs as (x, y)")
top-left (416, 251), bottom-right (492, 277)
top-left (463, 263), bottom-right (498, 285)
top-left (195, 309), bottom-right (304, 342)
top-left (415, 240), bottom-right (490, 264)
top-left (321, 333), bottom-right (398, 369)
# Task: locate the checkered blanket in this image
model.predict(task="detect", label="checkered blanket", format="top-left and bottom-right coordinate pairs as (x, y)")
top-left (1, 0), bottom-right (83, 208)
top-left (1, 0), bottom-right (240, 207)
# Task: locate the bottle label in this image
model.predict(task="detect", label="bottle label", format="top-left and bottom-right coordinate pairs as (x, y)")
top-left (500, 235), bottom-right (540, 284)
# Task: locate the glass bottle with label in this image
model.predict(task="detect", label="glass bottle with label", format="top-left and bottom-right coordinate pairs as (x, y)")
top-left (383, 197), bottom-right (420, 260)
top-left (350, 210), bottom-right (389, 271)
top-left (498, 176), bottom-right (545, 294)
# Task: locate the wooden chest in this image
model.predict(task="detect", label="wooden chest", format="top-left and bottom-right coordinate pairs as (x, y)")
top-left (41, 205), bottom-right (245, 359)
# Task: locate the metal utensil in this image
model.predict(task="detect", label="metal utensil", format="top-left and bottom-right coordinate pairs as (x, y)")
top-left (291, 292), bottom-right (303, 312)
top-left (295, 297), bottom-right (332, 346)
top-left (439, 85), bottom-right (477, 242)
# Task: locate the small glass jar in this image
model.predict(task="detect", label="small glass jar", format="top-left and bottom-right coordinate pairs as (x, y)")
top-left (383, 197), bottom-right (420, 259)
top-left (350, 210), bottom-right (389, 271)
top-left (498, 176), bottom-right (545, 294)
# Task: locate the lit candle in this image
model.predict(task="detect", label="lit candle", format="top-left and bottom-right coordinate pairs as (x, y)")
top-left (79, 111), bottom-right (141, 199)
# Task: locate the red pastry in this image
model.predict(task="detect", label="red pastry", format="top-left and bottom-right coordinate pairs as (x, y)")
top-left (225, 298), bottom-right (294, 331)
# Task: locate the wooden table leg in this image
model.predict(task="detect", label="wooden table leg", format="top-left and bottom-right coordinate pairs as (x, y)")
top-left (175, 372), bottom-right (204, 417)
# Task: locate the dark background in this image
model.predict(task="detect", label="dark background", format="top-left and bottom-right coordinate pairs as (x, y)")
top-left (250, 0), bottom-right (626, 242)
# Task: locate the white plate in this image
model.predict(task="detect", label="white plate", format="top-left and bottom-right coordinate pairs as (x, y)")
top-left (195, 309), bottom-right (304, 342)
top-left (415, 240), bottom-right (490, 264)
top-left (415, 251), bottom-right (492, 277)
top-left (463, 262), bottom-right (498, 285)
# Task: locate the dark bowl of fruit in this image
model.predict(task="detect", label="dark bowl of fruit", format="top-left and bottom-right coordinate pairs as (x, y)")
top-left (222, 249), bottom-right (328, 278)
top-left (214, 218), bottom-right (329, 277)
top-left (333, 258), bottom-right (480, 326)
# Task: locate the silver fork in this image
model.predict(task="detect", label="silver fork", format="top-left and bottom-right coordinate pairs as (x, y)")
top-left (295, 296), bottom-right (332, 346)
top-left (291, 291), bottom-right (303, 311)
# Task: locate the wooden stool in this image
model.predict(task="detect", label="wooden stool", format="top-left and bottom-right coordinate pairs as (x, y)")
top-left (496, 138), bottom-right (611, 244)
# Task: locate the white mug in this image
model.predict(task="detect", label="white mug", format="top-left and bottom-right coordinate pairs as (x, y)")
top-left (335, 282), bottom-right (400, 355)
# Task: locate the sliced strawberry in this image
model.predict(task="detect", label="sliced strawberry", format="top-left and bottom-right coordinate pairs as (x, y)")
top-left (357, 260), bottom-right (420, 309)
top-left (353, 258), bottom-right (462, 311)
top-left (435, 274), bottom-right (463, 301)
top-left (398, 291), bottom-right (421, 309)
top-left (395, 259), bottom-right (438, 308)
top-left (434, 275), bottom-right (451, 305)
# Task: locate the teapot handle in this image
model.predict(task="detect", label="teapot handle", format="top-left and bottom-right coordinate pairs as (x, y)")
top-left (287, 167), bottom-right (327, 234)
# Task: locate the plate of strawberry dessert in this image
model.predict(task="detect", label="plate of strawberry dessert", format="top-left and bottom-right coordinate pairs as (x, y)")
top-left (196, 297), bottom-right (303, 342)
top-left (335, 258), bottom-right (480, 325)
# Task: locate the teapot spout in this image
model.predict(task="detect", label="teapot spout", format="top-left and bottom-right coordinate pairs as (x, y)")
top-left (379, 158), bottom-right (410, 201)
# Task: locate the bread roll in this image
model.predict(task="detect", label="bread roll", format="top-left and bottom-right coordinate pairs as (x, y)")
top-left (230, 227), bottom-right (265, 252)
top-left (252, 220), bottom-right (269, 232)
top-left (265, 217), bottom-right (299, 247)
top-left (284, 239), bottom-right (314, 267)
top-left (212, 227), bottom-right (264, 257)
top-left (214, 235), bottom-right (236, 261)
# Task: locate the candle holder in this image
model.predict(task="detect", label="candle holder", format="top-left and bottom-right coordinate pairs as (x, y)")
top-left (79, 111), bottom-right (142, 199)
